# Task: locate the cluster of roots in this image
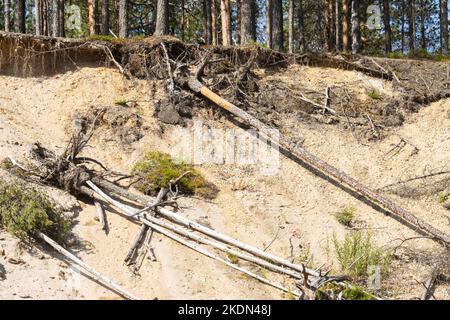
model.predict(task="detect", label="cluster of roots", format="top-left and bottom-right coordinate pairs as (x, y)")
top-left (1, 32), bottom-right (449, 142)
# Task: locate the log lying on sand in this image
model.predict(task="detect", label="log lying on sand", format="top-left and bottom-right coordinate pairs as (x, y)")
top-left (36, 232), bottom-right (139, 300)
top-left (94, 201), bottom-right (108, 232)
top-left (182, 62), bottom-right (450, 248)
top-left (124, 224), bottom-right (147, 265)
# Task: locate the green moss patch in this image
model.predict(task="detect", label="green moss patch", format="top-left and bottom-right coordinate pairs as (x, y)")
top-left (132, 151), bottom-right (218, 199)
top-left (0, 181), bottom-right (72, 243)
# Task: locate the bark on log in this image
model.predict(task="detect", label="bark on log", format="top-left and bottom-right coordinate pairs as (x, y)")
top-left (421, 267), bottom-right (438, 300)
top-left (124, 224), bottom-right (147, 264)
top-left (185, 72), bottom-right (450, 248)
top-left (94, 201), bottom-right (108, 232)
top-left (36, 232), bottom-right (139, 300)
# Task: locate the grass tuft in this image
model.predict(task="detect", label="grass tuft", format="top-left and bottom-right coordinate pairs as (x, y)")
top-left (368, 90), bottom-right (382, 100)
top-left (335, 205), bottom-right (356, 227)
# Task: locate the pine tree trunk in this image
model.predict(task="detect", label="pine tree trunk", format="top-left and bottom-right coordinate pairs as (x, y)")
top-left (181, 0), bottom-right (185, 40)
top-left (351, 0), bottom-right (361, 54)
top-left (57, 0), bottom-right (65, 37)
top-left (52, 0), bottom-right (58, 36)
top-left (272, 0), bottom-right (283, 51)
top-left (419, 0), bottom-right (426, 50)
top-left (288, 0), bottom-right (294, 53)
top-left (35, 0), bottom-right (43, 35)
top-left (236, 0), bottom-right (241, 44)
top-left (14, 0), bottom-right (26, 33)
top-left (51, 0), bottom-right (65, 37)
top-left (101, 0), bottom-right (110, 35)
top-left (43, 0), bottom-right (49, 35)
top-left (155, 0), bottom-right (168, 35)
top-left (325, 0), bottom-right (335, 51)
top-left (266, 0), bottom-right (272, 48)
top-left (401, 0), bottom-right (405, 53)
top-left (408, 0), bottom-right (415, 53)
top-left (441, 0), bottom-right (449, 55)
top-left (251, 0), bottom-right (257, 41)
top-left (383, 0), bottom-right (392, 53)
top-left (297, 0), bottom-right (305, 52)
top-left (220, 0), bottom-right (232, 46)
top-left (203, 0), bottom-right (212, 44)
top-left (118, 0), bottom-right (127, 37)
top-left (335, 0), bottom-right (342, 51)
top-left (88, 0), bottom-right (97, 35)
top-left (241, 0), bottom-right (256, 44)
top-left (211, 0), bottom-right (218, 45)
top-left (4, 0), bottom-right (10, 32)
top-left (342, 0), bottom-right (350, 51)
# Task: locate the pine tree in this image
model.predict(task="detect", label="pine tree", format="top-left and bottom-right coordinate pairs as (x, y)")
top-left (266, 0), bottom-right (272, 48)
top-left (272, 0), bottom-right (283, 51)
top-left (14, 0), bottom-right (26, 33)
top-left (3, 0), bottom-right (10, 32)
top-left (88, 0), bottom-right (98, 35)
top-left (351, 0), bottom-right (361, 54)
top-left (118, 0), bottom-right (128, 37)
top-left (288, 0), bottom-right (295, 53)
top-left (383, 0), bottom-right (392, 53)
top-left (408, 0), bottom-right (416, 53)
top-left (342, 0), bottom-right (350, 51)
top-left (297, 0), bottom-right (305, 52)
top-left (101, 0), bottom-right (110, 35)
top-left (241, 0), bottom-right (256, 44)
top-left (220, 0), bottom-right (232, 45)
top-left (440, 0), bottom-right (448, 55)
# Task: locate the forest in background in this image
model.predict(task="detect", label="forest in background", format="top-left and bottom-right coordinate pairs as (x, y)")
top-left (0, 1), bottom-right (448, 57)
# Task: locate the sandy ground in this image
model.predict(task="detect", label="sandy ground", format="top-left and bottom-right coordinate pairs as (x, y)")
top-left (0, 65), bottom-right (449, 300)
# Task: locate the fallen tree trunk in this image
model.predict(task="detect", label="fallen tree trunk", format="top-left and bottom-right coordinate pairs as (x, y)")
top-left (36, 232), bottom-right (139, 300)
top-left (183, 67), bottom-right (450, 248)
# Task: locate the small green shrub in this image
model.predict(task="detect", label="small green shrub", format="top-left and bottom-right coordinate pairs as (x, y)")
top-left (368, 90), bottom-right (382, 100)
top-left (0, 158), bottom-right (13, 171)
top-left (0, 182), bottom-right (72, 243)
top-left (132, 151), bottom-right (218, 199)
top-left (333, 231), bottom-right (391, 279)
top-left (335, 205), bottom-right (356, 227)
top-left (437, 191), bottom-right (449, 204)
top-left (114, 97), bottom-right (128, 106)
